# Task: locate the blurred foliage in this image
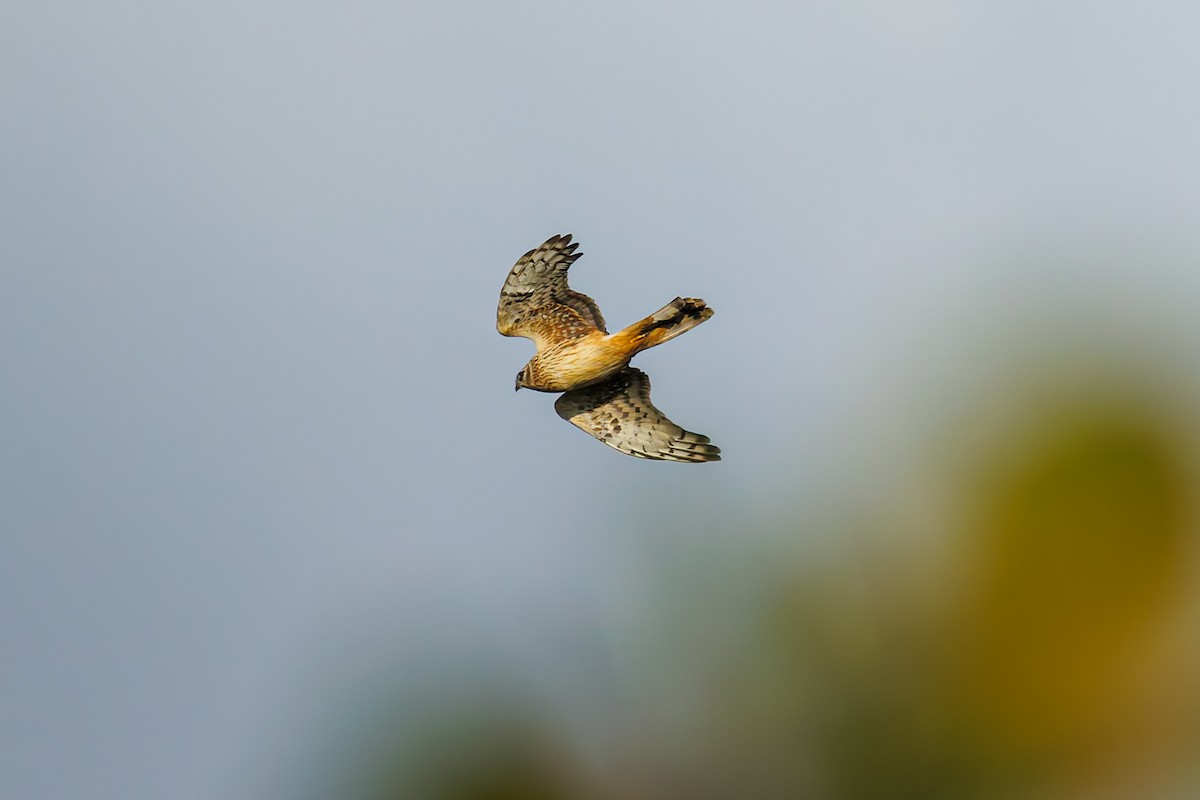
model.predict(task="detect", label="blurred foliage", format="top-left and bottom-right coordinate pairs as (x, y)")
top-left (297, 370), bottom-right (1200, 800)
top-left (402, 715), bottom-right (573, 800)
top-left (786, 394), bottom-right (1198, 799)
top-left (946, 403), bottom-right (1189, 766)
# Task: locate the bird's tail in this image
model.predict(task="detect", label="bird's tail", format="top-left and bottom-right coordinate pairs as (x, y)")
top-left (615, 297), bottom-right (713, 353)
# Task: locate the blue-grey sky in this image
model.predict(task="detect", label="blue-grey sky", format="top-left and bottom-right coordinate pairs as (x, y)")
top-left (4, 3), bottom-right (1200, 798)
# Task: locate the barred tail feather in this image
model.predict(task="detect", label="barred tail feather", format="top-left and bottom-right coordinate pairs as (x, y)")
top-left (620, 297), bottom-right (713, 352)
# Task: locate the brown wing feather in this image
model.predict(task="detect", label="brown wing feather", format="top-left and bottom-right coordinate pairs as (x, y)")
top-left (497, 234), bottom-right (607, 347)
top-left (554, 368), bottom-right (721, 463)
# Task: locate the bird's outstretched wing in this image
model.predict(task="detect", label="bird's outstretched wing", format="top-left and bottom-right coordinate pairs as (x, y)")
top-left (554, 368), bottom-right (721, 462)
top-left (497, 234), bottom-right (607, 350)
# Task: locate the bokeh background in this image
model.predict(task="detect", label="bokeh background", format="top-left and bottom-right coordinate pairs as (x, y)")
top-left (4, 2), bottom-right (1200, 798)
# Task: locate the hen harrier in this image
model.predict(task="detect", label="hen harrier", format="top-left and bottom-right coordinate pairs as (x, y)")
top-left (498, 234), bottom-right (720, 463)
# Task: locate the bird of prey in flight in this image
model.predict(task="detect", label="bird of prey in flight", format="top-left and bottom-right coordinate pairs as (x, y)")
top-left (498, 234), bottom-right (720, 462)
